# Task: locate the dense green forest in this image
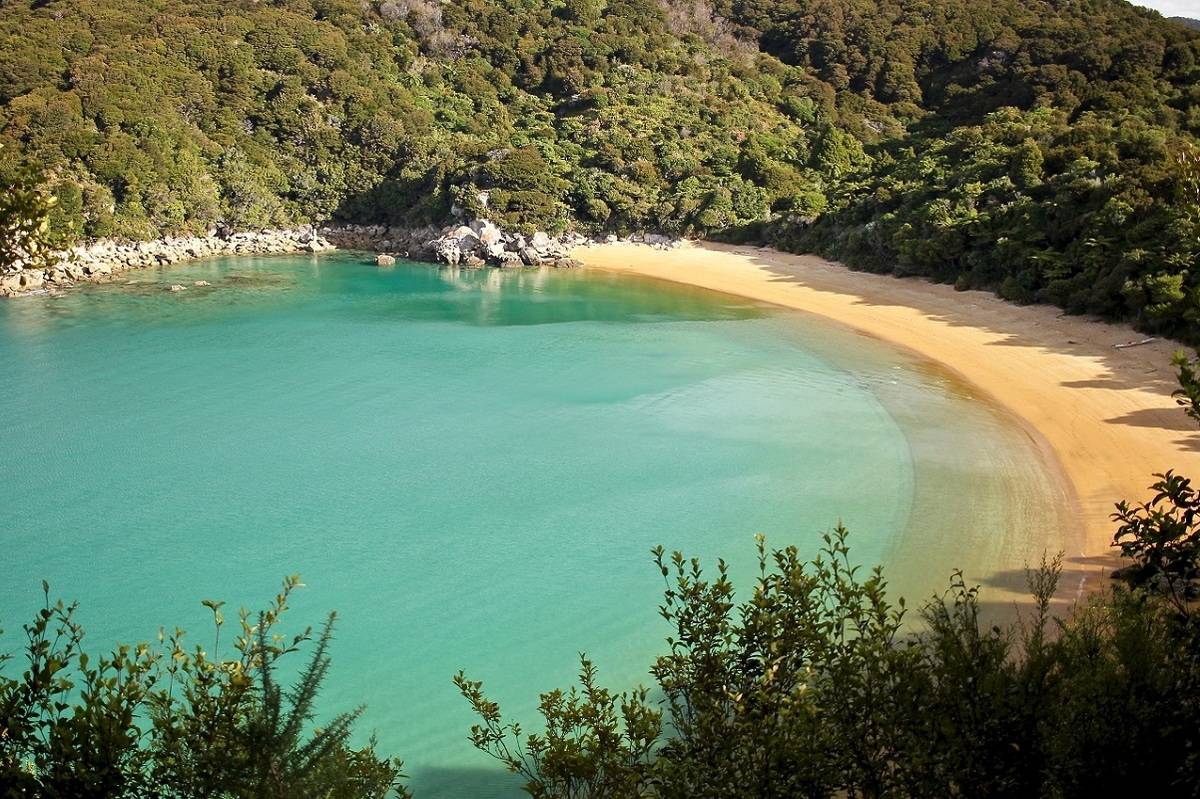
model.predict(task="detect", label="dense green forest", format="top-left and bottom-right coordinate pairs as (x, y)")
top-left (0, 0), bottom-right (1198, 332)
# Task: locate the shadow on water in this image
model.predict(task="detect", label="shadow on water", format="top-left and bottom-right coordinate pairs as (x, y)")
top-left (407, 765), bottom-right (524, 799)
top-left (968, 553), bottom-right (1125, 628)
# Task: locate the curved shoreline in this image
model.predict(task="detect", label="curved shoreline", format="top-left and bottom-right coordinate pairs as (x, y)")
top-left (574, 240), bottom-right (1200, 587)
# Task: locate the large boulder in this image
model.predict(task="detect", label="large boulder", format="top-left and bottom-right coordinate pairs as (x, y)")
top-left (456, 233), bottom-right (481, 257)
top-left (430, 237), bottom-right (463, 266)
top-left (518, 246), bottom-right (543, 266)
top-left (18, 270), bottom-right (44, 289)
top-left (529, 230), bottom-right (569, 260)
top-left (432, 225), bottom-right (482, 261)
top-left (484, 241), bottom-right (509, 262)
top-left (375, 254), bottom-right (397, 267)
top-left (476, 220), bottom-right (504, 247)
top-left (0, 272), bottom-right (31, 292)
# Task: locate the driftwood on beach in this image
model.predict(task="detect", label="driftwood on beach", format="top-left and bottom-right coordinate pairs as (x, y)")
top-left (1114, 337), bottom-right (1158, 349)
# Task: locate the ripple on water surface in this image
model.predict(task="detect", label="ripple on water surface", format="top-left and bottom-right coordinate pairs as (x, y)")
top-left (0, 252), bottom-right (1073, 797)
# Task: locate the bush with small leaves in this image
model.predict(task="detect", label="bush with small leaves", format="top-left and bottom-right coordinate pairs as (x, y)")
top-left (0, 576), bottom-right (408, 799)
top-left (0, 149), bottom-right (63, 273)
top-left (455, 656), bottom-right (661, 799)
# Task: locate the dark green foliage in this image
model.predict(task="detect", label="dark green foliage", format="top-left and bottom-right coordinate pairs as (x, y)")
top-left (647, 531), bottom-right (915, 799)
top-left (0, 148), bottom-right (63, 271)
top-left (1111, 351), bottom-right (1200, 607)
top-left (3, 0), bottom-right (1198, 334)
top-left (462, 529), bottom-right (1200, 798)
top-left (455, 657), bottom-right (661, 799)
top-left (0, 582), bottom-right (156, 798)
top-left (773, 110), bottom-right (1200, 338)
top-left (1113, 472), bottom-right (1200, 613)
top-left (0, 0), bottom-right (817, 241)
top-left (0, 576), bottom-right (407, 799)
top-left (733, 0), bottom-right (1200, 337)
top-left (1174, 348), bottom-right (1200, 425)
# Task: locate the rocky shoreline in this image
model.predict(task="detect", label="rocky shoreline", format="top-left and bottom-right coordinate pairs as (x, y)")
top-left (0, 222), bottom-right (681, 298)
top-left (355, 219), bottom-right (590, 269)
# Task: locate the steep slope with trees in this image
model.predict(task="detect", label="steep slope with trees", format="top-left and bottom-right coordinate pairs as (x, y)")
top-left (0, 0), bottom-right (824, 239)
top-left (0, 0), bottom-right (1198, 335)
top-left (710, 0), bottom-right (1200, 337)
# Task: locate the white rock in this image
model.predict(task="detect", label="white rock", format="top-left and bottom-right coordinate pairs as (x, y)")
top-left (477, 221), bottom-right (504, 246)
top-left (518, 246), bottom-right (542, 266)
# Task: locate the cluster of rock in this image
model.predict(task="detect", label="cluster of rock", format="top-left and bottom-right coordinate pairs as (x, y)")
top-left (597, 232), bottom-right (680, 249)
top-left (422, 220), bottom-right (587, 269)
top-left (0, 227), bottom-right (334, 297)
top-left (324, 220), bottom-right (592, 269)
top-left (321, 224), bottom-right (443, 259)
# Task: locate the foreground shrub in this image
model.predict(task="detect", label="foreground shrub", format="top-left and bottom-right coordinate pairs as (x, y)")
top-left (460, 528), bottom-right (1200, 798)
top-left (0, 576), bottom-right (407, 799)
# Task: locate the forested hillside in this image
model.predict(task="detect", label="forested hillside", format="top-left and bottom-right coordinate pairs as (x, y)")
top-left (0, 0), bottom-right (824, 239)
top-left (731, 0), bottom-right (1200, 338)
top-left (1, 0), bottom-right (1198, 335)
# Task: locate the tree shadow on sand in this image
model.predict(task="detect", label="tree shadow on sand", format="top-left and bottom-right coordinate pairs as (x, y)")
top-left (734, 245), bottom-right (1185, 396)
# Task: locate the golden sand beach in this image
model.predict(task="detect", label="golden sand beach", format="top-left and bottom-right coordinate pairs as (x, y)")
top-left (576, 240), bottom-right (1200, 593)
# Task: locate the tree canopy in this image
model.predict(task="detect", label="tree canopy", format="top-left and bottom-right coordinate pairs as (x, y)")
top-left (0, 0), bottom-right (1197, 333)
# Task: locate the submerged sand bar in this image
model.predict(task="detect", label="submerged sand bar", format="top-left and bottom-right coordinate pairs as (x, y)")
top-left (576, 240), bottom-right (1200, 579)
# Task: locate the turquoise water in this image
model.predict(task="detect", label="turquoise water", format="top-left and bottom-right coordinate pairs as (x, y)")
top-left (0, 253), bottom-right (1072, 796)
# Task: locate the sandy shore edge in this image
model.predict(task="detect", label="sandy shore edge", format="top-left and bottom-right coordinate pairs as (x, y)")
top-left (573, 240), bottom-right (1200, 581)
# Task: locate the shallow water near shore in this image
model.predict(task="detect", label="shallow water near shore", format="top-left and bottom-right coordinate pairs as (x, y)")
top-left (0, 252), bottom-right (1072, 796)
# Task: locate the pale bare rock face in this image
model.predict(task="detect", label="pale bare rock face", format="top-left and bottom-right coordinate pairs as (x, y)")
top-left (423, 219), bottom-right (588, 269)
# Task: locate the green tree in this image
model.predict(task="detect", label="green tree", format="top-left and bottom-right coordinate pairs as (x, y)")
top-left (0, 149), bottom-right (60, 272)
top-left (455, 656), bottom-right (661, 799)
top-left (0, 576), bottom-right (409, 799)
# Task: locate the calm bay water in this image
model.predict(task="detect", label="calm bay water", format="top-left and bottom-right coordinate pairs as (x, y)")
top-left (0, 252), bottom-right (1073, 796)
